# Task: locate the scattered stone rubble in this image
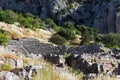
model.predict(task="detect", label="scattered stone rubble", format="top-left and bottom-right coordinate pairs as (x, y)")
top-left (6, 38), bottom-right (120, 79)
top-left (44, 53), bottom-right (65, 67)
top-left (0, 54), bottom-right (43, 80)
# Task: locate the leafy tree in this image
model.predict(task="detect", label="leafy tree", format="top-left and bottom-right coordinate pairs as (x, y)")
top-left (63, 22), bottom-right (80, 34)
top-left (0, 9), bottom-right (5, 21)
top-left (33, 18), bottom-right (46, 29)
top-left (77, 25), bottom-right (98, 45)
top-left (31, 19), bottom-right (41, 29)
top-left (45, 18), bottom-right (58, 31)
top-left (4, 10), bottom-right (18, 24)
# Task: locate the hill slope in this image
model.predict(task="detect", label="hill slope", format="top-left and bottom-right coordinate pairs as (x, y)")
top-left (0, 22), bottom-right (53, 43)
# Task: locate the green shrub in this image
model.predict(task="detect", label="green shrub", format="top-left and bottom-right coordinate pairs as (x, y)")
top-left (0, 9), bottom-right (46, 30)
top-left (61, 8), bottom-right (68, 14)
top-left (45, 18), bottom-right (59, 31)
top-left (77, 25), bottom-right (97, 45)
top-left (69, 4), bottom-right (74, 9)
top-left (63, 22), bottom-right (76, 30)
top-left (100, 33), bottom-right (120, 48)
top-left (0, 9), bottom-right (59, 31)
top-left (24, 13), bottom-right (34, 18)
top-left (0, 10), bottom-right (18, 24)
top-left (63, 22), bottom-right (80, 35)
top-left (49, 34), bottom-right (66, 45)
top-left (57, 28), bottom-right (76, 40)
top-left (63, 53), bottom-right (71, 58)
top-left (0, 29), bottom-right (9, 46)
top-left (95, 34), bottom-right (103, 43)
top-left (0, 63), bottom-right (12, 71)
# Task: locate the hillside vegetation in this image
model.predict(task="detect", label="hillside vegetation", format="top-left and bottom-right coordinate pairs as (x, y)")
top-left (0, 9), bottom-right (119, 49)
top-left (0, 9), bottom-right (80, 45)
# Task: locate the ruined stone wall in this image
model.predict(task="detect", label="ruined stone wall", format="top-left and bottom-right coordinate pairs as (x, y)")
top-left (7, 38), bottom-right (106, 56)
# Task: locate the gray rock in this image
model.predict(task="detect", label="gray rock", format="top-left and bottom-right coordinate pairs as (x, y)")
top-left (0, 71), bottom-right (20, 80)
top-left (116, 12), bottom-right (120, 33)
top-left (0, 59), bottom-right (4, 65)
top-left (40, 7), bottom-right (48, 19)
top-left (17, 59), bottom-right (23, 68)
top-left (6, 59), bottom-right (16, 69)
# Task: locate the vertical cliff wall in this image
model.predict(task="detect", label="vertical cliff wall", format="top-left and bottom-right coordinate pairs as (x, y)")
top-left (0, 0), bottom-right (120, 33)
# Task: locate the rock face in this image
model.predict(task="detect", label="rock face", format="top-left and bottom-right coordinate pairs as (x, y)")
top-left (116, 12), bottom-right (120, 33)
top-left (0, 0), bottom-right (67, 18)
top-left (0, 0), bottom-right (120, 33)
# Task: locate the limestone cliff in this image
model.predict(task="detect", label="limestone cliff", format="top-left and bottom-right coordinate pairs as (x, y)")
top-left (0, 0), bottom-right (120, 33)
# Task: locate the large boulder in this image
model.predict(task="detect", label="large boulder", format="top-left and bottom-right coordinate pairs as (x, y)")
top-left (0, 71), bottom-right (20, 80)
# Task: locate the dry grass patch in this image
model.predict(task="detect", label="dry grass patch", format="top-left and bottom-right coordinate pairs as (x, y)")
top-left (0, 52), bottom-right (18, 60)
top-left (0, 22), bottom-right (53, 43)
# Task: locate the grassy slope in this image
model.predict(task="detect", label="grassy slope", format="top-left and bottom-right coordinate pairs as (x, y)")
top-left (0, 22), bottom-right (53, 43)
top-left (0, 46), bottom-right (83, 80)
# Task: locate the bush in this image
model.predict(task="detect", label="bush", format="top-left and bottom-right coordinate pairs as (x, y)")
top-left (0, 29), bottom-right (9, 46)
top-left (63, 53), bottom-right (71, 58)
top-left (57, 28), bottom-right (76, 40)
top-left (62, 22), bottom-right (80, 34)
top-left (0, 10), bottom-right (18, 24)
top-left (49, 34), bottom-right (66, 45)
top-left (24, 13), bottom-right (34, 18)
top-left (45, 18), bottom-right (59, 31)
top-left (100, 33), bottom-right (120, 48)
top-left (0, 63), bottom-right (12, 71)
top-left (0, 9), bottom-right (59, 30)
top-left (77, 25), bottom-right (98, 45)
top-left (0, 9), bottom-right (46, 30)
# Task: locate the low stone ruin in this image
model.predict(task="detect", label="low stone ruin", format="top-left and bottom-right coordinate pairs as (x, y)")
top-left (7, 38), bottom-right (67, 55)
top-left (0, 55), bottom-right (43, 80)
top-left (6, 38), bottom-right (120, 79)
top-left (44, 53), bottom-right (65, 67)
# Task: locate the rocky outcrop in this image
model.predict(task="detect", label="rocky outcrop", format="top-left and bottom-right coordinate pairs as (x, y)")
top-left (116, 12), bottom-right (120, 33)
top-left (0, 71), bottom-right (20, 80)
top-left (0, 0), bottom-right (120, 33)
top-left (0, 0), bottom-right (67, 18)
